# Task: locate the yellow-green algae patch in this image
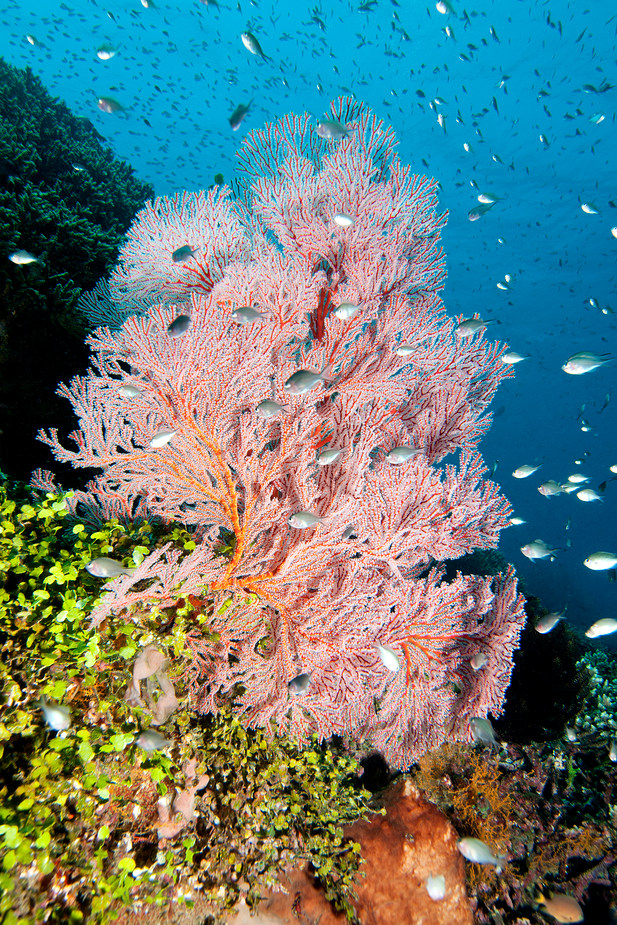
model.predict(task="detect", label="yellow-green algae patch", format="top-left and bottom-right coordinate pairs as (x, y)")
top-left (0, 478), bottom-right (372, 923)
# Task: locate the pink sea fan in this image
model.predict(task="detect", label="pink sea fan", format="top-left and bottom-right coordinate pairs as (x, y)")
top-left (74, 279), bottom-right (142, 331)
top-left (38, 97), bottom-right (526, 768)
top-left (108, 187), bottom-right (251, 311)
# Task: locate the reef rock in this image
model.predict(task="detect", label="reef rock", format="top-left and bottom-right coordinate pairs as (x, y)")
top-left (233, 778), bottom-right (473, 925)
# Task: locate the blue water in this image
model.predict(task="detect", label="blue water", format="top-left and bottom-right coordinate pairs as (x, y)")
top-left (1, 0), bottom-right (615, 640)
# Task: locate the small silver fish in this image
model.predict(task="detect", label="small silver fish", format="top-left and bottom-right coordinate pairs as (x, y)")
top-left (167, 314), bottom-right (191, 337)
top-left (229, 100), bottom-right (252, 130)
top-left (477, 192), bottom-right (501, 204)
top-left (585, 617), bottom-right (617, 638)
top-left (334, 301), bottom-right (360, 320)
top-left (98, 96), bottom-right (124, 113)
top-left (583, 551), bottom-right (617, 571)
top-left (470, 717), bottom-right (498, 748)
top-left (284, 364), bottom-right (333, 395)
top-left (456, 318), bottom-right (490, 338)
top-left (333, 213), bottom-right (354, 227)
top-left (468, 203), bottom-right (495, 221)
top-left (512, 464), bottom-right (541, 479)
top-left (520, 540), bottom-right (558, 561)
top-left (37, 697), bottom-right (71, 731)
top-left (315, 118), bottom-right (349, 140)
top-left (86, 556), bottom-right (135, 578)
top-left (119, 384), bottom-right (142, 399)
top-left (9, 249), bottom-right (41, 265)
top-left (96, 43), bottom-right (117, 60)
top-left (537, 480), bottom-right (564, 497)
top-left (288, 672), bottom-right (311, 695)
top-left (385, 446), bottom-right (421, 465)
top-left (136, 729), bottom-right (171, 751)
top-left (288, 511), bottom-right (324, 529)
top-left (576, 488), bottom-right (603, 502)
top-left (241, 31), bottom-right (269, 60)
top-left (567, 473), bottom-right (589, 484)
top-left (316, 447), bottom-right (345, 465)
top-left (150, 428), bottom-right (177, 448)
top-left (535, 612), bottom-right (564, 634)
top-left (376, 643), bottom-right (400, 672)
top-left (425, 874), bottom-right (446, 901)
top-left (562, 351), bottom-right (612, 375)
top-left (470, 653), bottom-right (489, 670)
top-left (256, 399), bottom-right (287, 419)
top-left (172, 244), bottom-right (198, 262)
top-left (457, 837), bottom-right (505, 871)
top-left (501, 351), bottom-right (527, 365)
top-left (231, 305), bottom-right (268, 324)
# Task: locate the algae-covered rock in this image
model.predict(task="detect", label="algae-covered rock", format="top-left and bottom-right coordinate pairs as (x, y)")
top-left (0, 479), bottom-right (373, 924)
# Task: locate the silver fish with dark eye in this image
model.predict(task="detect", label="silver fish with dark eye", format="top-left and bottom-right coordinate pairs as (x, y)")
top-left (241, 31), bottom-right (269, 60)
top-left (288, 511), bottom-right (324, 529)
top-left (315, 117), bottom-right (349, 140)
top-left (86, 556), bottom-right (135, 578)
top-left (231, 306), bottom-right (268, 324)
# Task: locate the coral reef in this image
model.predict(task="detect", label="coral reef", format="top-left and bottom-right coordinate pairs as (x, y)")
top-left (0, 56), bottom-right (153, 482)
top-left (247, 779), bottom-right (473, 925)
top-left (0, 477), bottom-right (372, 923)
top-left (413, 738), bottom-right (616, 924)
top-left (573, 649), bottom-right (617, 749)
top-left (36, 98), bottom-right (526, 769)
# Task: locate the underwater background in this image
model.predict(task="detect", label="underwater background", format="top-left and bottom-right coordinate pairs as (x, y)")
top-left (1, 2), bottom-right (617, 923)
top-left (0, 0), bottom-right (615, 639)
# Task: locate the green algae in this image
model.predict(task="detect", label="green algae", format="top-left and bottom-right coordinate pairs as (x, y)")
top-left (0, 477), bottom-right (372, 923)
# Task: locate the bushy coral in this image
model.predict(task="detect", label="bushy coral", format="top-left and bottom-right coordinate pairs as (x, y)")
top-left (413, 739), bottom-right (616, 924)
top-left (0, 476), bottom-right (372, 924)
top-left (0, 57), bottom-right (153, 313)
top-left (573, 649), bottom-right (617, 748)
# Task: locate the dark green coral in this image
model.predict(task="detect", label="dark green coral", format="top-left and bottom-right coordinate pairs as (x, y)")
top-left (0, 56), bottom-right (154, 483)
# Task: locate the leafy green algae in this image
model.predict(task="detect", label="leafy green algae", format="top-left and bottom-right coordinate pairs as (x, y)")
top-left (0, 477), bottom-right (372, 923)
